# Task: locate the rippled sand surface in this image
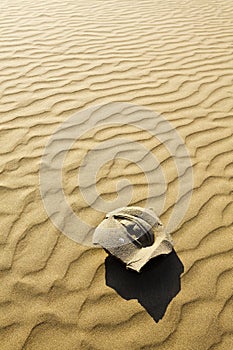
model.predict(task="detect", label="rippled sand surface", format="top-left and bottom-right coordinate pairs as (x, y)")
top-left (0, 0), bottom-right (233, 349)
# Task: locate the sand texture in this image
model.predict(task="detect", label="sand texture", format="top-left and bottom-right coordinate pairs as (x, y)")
top-left (0, 0), bottom-right (233, 349)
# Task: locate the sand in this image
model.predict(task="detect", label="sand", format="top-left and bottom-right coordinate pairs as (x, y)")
top-left (0, 0), bottom-right (233, 349)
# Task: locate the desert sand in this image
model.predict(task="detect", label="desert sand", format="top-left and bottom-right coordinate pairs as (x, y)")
top-left (0, 0), bottom-right (233, 349)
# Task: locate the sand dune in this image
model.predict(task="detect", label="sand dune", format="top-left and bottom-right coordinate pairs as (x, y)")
top-left (0, 0), bottom-right (233, 349)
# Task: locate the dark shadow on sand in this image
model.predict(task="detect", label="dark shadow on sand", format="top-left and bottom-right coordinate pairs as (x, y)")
top-left (105, 250), bottom-right (184, 322)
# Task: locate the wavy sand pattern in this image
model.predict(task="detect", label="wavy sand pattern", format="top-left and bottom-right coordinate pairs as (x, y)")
top-left (0, 0), bottom-right (233, 349)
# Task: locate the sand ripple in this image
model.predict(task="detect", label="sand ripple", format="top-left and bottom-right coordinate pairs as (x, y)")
top-left (0, 0), bottom-right (233, 349)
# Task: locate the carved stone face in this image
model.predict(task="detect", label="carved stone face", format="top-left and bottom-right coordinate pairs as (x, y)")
top-left (93, 206), bottom-right (173, 272)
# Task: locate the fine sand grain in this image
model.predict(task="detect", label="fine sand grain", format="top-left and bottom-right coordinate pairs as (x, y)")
top-left (0, 0), bottom-right (233, 349)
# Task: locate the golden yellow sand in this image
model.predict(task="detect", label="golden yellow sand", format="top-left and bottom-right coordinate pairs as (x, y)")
top-left (0, 0), bottom-right (233, 349)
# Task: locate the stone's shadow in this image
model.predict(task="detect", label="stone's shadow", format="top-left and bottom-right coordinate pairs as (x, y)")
top-left (105, 249), bottom-right (184, 322)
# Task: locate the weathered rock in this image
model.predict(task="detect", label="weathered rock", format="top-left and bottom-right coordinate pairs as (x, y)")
top-left (93, 206), bottom-right (173, 272)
